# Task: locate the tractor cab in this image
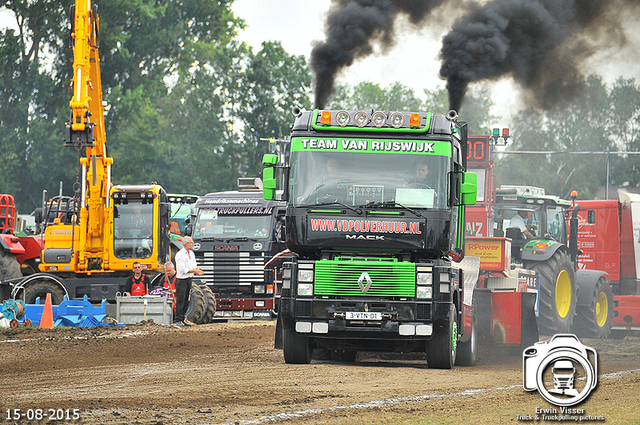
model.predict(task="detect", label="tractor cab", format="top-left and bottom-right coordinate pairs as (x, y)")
top-left (493, 185), bottom-right (569, 262)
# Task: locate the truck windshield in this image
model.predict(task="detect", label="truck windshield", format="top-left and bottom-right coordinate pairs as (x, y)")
top-left (289, 150), bottom-right (450, 209)
top-left (113, 201), bottom-right (154, 259)
top-left (193, 208), bottom-right (273, 239)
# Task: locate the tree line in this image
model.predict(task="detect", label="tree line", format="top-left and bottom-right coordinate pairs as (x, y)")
top-left (1, 1), bottom-right (639, 213)
top-left (0, 0), bottom-right (311, 211)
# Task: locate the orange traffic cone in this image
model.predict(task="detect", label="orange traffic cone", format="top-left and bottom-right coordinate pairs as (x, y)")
top-left (39, 293), bottom-right (54, 329)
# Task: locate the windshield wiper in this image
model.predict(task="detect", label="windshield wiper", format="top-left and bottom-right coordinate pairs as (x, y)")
top-left (303, 202), bottom-right (363, 215)
top-left (362, 201), bottom-right (423, 217)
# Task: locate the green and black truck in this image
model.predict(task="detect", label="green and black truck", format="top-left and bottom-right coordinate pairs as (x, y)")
top-left (262, 108), bottom-right (478, 368)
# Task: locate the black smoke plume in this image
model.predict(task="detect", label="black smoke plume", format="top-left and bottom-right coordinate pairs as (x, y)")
top-left (440, 0), bottom-right (636, 112)
top-left (310, 0), bottom-right (446, 109)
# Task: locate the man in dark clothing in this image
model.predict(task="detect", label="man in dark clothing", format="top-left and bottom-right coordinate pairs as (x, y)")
top-left (404, 161), bottom-right (432, 189)
top-left (124, 261), bottom-right (151, 296)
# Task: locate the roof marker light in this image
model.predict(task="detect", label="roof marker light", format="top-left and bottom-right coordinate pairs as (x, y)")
top-left (320, 110), bottom-right (331, 125)
top-left (410, 113), bottom-right (420, 127)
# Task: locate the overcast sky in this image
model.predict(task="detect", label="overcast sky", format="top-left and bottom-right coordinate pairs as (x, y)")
top-left (232, 0), bottom-right (640, 131)
top-left (232, 0), bottom-right (523, 128)
top-left (4, 2), bottom-right (640, 131)
top-left (233, 0), bottom-right (445, 88)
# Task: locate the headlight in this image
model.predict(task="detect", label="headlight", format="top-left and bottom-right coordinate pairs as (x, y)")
top-left (298, 269), bottom-right (314, 283)
top-left (254, 284), bottom-right (266, 294)
top-left (416, 286), bottom-right (432, 299)
top-left (440, 283), bottom-right (450, 294)
top-left (354, 110), bottom-right (369, 127)
top-left (298, 283), bottom-right (313, 296)
top-left (371, 111), bottom-right (386, 127)
top-left (335, 110), bottom-right (350, 126)
top-left (283, 268), bottom-right (292, 279)
top-left (416, 272), bottom-right (432, 285)
top-left (390, 112), bottom-right (405, 128)
top-left (440, 272), bottom-right (450, 282)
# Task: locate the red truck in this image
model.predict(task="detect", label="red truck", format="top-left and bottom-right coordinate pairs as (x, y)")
top-left (571, 192), bottom-right (640, 337)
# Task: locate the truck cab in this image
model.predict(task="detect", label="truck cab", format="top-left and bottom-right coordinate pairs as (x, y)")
top-left (263, 108), bottom-right (477, 367)
top-left (190, 178), bottom-right (286, 319)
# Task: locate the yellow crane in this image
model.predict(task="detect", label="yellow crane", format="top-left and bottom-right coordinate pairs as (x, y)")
top-left (6, 1), bottom-right (186, 304)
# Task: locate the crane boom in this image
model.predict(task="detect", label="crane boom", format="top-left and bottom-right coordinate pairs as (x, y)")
top-left (2, 0), bottom-right (181, 305)
top-left (64, 0), bottom-right (112, 271)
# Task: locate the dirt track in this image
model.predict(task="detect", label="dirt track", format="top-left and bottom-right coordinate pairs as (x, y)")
top-left (1, 321), bottom-right (640, 424)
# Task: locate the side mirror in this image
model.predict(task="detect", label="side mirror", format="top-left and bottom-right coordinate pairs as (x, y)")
top-left (460, 172), bottom-right (478, 206)
top-left (262, 154), bottom-right (278, 201)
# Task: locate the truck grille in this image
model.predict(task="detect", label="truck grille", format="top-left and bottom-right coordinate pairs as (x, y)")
top-left (197, 252), bottom-right (265, 286)
top-left (314, 258), bottom-right (415, 297)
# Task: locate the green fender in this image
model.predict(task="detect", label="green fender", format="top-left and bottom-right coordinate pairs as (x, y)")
top-left (520, 239), bottom-right (565, 263)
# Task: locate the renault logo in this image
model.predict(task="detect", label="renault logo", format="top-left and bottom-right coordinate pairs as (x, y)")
top-left (357, 272), bottom-right (373, 293)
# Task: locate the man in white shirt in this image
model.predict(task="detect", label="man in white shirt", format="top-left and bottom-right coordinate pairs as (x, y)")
top-left (509, 210), bottom-right (534, 239)
top-left (174, 236), bottom-right (204, 326)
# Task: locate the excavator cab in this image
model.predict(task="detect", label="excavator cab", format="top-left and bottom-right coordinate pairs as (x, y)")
top-left (110, 184), bottom-right (171, 269)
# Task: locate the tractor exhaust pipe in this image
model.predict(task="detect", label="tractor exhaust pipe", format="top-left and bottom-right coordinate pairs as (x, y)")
top-left (447, 110), bottom-right (459, 121)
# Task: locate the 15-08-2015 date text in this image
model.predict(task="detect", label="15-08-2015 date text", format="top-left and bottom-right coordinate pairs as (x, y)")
top-left (5, 409), bottom-right (80, 421)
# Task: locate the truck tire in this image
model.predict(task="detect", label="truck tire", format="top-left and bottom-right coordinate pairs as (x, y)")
top-left (23, 280), bottom-right (65, 305)
top-left (0, 246), bottom-right (22, 281)
top-left (283, 327), bottom-right (311, 364)
top-left (456, 305), bottom-right (476, 366)
top-left (185, 283), bottom-right (205, 324)
top-left (198, 284), bottom-right (216, 324)
top-left (524, 250), bottom-right (576, 335)
top-left (572, 276), bottom-right (613, 339)
top-left (427, 305), bottom-right (457, 369)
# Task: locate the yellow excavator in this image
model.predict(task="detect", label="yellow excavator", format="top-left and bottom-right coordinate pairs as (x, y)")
top-left (2, 1), bottom-right (183, 304)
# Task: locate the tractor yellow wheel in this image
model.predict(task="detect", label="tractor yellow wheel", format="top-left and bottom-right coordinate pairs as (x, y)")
top-left (555, 270), bottom-right (572, 319)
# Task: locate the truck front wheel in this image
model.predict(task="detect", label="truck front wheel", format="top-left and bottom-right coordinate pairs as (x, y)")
top-left (185, 283), bottom-right (205, 324)
top-left (283, 327), bottom-right (311, 364)
top-left (427, 305), bottom-right (457, 369)
top-left (456, 304), bottom-right (476, 366)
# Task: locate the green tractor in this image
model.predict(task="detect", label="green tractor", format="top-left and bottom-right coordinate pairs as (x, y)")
top-left (493, 186), bottom-right (613, 337)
